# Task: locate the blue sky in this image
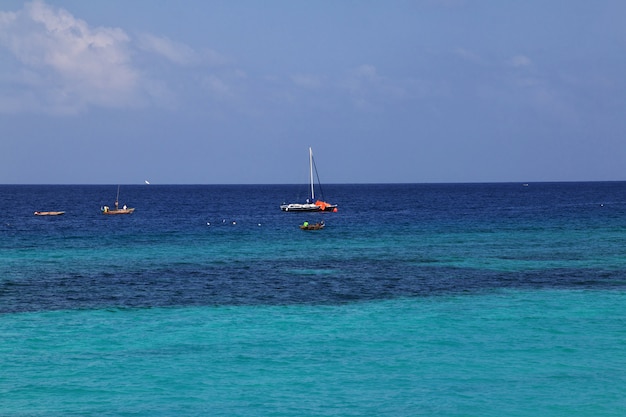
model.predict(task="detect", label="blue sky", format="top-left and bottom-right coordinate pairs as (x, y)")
top-left (1, 0), bottom-right (625, 184)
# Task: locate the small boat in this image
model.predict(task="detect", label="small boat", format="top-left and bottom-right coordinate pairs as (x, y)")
top-left (34, 211), bottom-right (65, 216)
top-left (101, 186), bottom-right (135, 215)
top-left (300, 220), bottom-right (325, 230)
top-left (101, 206), bottom-right (135, 215)
top-left (281, 147), bottom-right (338, 212)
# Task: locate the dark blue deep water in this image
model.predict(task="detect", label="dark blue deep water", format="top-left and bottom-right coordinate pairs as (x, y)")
top-left (2, 183), bottom-right (626, 416)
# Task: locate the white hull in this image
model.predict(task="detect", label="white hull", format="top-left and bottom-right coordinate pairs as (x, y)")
top-left (280, 203), bottom-right (320, 212)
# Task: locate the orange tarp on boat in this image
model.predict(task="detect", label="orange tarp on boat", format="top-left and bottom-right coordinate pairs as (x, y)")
top-left (315, 200), bottom-right (338, 212)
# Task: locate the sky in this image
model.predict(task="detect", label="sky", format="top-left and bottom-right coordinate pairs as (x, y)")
top-left (1, 0), bottom-right (625, 184)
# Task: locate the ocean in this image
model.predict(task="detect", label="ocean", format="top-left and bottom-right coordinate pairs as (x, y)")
top-left (1, 183), bottom-right (625, 416)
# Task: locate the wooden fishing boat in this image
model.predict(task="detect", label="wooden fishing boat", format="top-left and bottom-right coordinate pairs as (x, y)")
top-left (101, 186), bottom-right (135, 215)
top-left (101, 207), bottom-right (135, 215)
top-left (281, 147), bottom-right (338, 212)
top-left (300, 221), bottom-right (325, 230)
top-left (34, 211), bottom-right (65, 216)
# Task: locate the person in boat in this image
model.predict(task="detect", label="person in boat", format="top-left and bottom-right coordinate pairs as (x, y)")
top-left (302, 221), bottom-right (309, 228)
top-left (102, 206), bottom-right (109, 213)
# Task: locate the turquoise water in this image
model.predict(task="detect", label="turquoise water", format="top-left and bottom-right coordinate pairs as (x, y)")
top-left (2, 183), bottom-right (626, 415)
top-left (3, 292), bottom-right (625, 416)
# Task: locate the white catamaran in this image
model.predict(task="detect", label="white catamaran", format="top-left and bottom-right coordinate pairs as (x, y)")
top-left (280, 147), bottom-right (337, 212)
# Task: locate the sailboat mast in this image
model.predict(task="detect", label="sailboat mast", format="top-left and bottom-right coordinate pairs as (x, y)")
top-left (309, 147), bottom-right (315, 200)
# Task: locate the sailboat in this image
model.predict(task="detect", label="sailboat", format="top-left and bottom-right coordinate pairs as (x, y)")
top-left (280, 147), bottom-right (338, 212)
top-left (101, 185), bottom-right (135, 215)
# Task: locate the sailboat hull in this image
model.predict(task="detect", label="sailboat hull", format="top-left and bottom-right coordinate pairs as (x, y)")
top-left (315, 201), bottom-right (338, 212)
top-left (280, 201), bottom-right (337, 212)
top-left (280, 203), bottom-right (320, 212)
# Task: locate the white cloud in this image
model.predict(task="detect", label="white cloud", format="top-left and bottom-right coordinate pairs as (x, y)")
top-left (344, 64), bottom-right (379, 97)
top-left (290, 74), bottom-right (322, 89)
top-left (137, 33), bottom-right (227, 68)
top-left (454, 48), bottom-right (483, 64)
top-left (201, 74), bottom-right (231, 98)
top-left (137, 33), bottom-right (199, 66)
top-left (0, 0), bottom-right (140, 113)
top-left (354, 64), bottom-right (378, 80)
top-left (508, 54), bottom-right (532, 68)
top-left (343, 64), bottom-right (417, 110)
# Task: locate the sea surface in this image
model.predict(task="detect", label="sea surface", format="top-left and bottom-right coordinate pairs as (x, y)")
top-left (1, 183), bottom-right (626, 416)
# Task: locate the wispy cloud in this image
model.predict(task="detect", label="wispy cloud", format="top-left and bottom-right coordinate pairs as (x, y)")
top-left (137, 33), bottom-right (199, 66)
top-left (453, 48), bottom-right (484, 65)
top-left (508, 54), bottom-right (532, 68)
top-left (290, 74), bottom-right (322, 89)
top-left (201, 74), bottom-right (231, 98)
top-left (137, 33), bottom-right (226, 67)
top-left (342, 64), bottom-right (427, 110)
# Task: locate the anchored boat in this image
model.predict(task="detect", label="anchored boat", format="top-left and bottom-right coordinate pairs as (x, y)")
top-left (34, 211), bottom-right (65, 216)
top-left (101, 186), bottom-right (135, 215)
top-left (280, 147), bottom-right (337, 212)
